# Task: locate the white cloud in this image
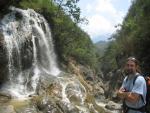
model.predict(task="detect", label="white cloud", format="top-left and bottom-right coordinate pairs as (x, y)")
top-left (82, 15), bottom-right (114, 38)
top-left (79, 0), bottom-right (129, 41)
top-left (95, 0), bottom-right (115, 14)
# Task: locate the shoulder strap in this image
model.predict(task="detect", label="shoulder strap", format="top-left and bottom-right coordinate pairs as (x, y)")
top-left (125, 75), bottom-right (139, 85)
top-left (133, 75), bottom-right (139, 86)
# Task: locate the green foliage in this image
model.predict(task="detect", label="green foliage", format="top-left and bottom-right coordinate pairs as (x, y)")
top-left (95, 41), bottom-right (109, 57)
top-left (52, 15), bottom-right (98, 68)
top-left (19, 0), bottom-right (57, 12)
top-left (13, 0), bottom-right (98, 69)
top-left (101, 0), bottom-right (150, 74)
top-left (53, 0), bottom-right (81, 23)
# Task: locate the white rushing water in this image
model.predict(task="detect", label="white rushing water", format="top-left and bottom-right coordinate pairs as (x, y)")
top-left (1, 7), bottom-right (61, 98)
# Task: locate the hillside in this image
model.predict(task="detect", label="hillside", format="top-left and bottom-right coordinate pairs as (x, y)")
top-left (95, 41), bottom-right (109, 57)
top-left (101, 0), bottom-right (150, 74)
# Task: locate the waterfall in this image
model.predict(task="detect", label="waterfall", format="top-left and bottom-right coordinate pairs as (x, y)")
top-left (0, 7), bottom-right (60, 98)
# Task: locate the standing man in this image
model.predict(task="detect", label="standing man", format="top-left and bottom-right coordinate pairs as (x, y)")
top-left (117, 57), bottom-right (147, 113)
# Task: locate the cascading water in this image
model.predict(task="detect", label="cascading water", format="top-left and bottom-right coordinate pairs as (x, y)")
top-left (0, 7), bottom-right (60, 98)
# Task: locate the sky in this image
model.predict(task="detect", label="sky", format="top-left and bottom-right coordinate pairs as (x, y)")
top-left (78, 0), bottom-right (132, 43)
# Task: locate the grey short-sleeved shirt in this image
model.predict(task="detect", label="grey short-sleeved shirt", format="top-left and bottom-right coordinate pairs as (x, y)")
top-left (121, 73), bottom-right (147, 113)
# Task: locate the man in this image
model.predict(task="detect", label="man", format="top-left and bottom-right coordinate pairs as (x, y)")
top-left (117, 57), bottom-right (147, 113)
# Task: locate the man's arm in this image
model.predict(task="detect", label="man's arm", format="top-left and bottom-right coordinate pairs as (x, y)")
top-left (117, 89), bottom-right (140, 103)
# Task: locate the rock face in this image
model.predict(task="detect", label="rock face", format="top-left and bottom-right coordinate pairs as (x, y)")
top-left (0, 37), bottom-right (31, 85)
top-left (79, 65), bottom-right (106, 102)
top-left (0, 38), bottom-right (8, 84)
top-left (103, 69), bottom-right (125, 101)
top-left (0, 0), bottom-right (10, 9)
top-left (67, 57), bottom-right (106, 100)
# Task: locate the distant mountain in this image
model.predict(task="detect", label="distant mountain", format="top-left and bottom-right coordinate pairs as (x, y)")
top-left (95, 41), bottom-right (109, 57)
top-left (92, 34), bottom-right (111, 43)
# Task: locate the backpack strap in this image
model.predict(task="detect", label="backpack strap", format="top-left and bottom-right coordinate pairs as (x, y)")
top-left (133, 75), bottom-right (139, 85)
top-left (125, 74), bottom-right (139, 86)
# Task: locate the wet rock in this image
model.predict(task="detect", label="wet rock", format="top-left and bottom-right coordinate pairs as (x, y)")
top-left (15, 12), bottom-right (23, 20)
top-left (92, 81), bottom-right (105, 102)
top-left (93, 82), bottom-right (104, 95)
top-left (0, 91), bottom-right (11, 103)
top-left (65, 82), bottom-right (85, 105)
top-left (15, 106), bottom-right (38, 113)
top-left (36, 75), bottom-right (53, 92)
top-left (0, 32), bottom-right (9, 84)
top-left (38, 99), bottom-right (61, 113)
top-left (20, 39), bottom-right (33, 70)
top-left (78, 65), bottom-right (95, 82)
top-left (57, 101), bottom-right (79, 113)
top-left (46, 82), bottom-right (62, 98)
top-left (105, 101), bottom-right (122, 110)
top-left (103, 69), bottom-right (125, 99)
top-left (0, 97), bottom-right (44, 113)
top-left (34, 96), bottom-right (64, 113)
top-left (85, 93), bottom-right (106, 113)
top-left (0, 105), bottom-right (16, 113)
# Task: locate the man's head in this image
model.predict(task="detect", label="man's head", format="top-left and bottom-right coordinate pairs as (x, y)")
top-left (124, 57), bottom-right (140, 75)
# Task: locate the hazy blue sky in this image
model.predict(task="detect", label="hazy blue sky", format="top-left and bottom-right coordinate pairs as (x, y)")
top-left (78, 0), bottom-right (132, 42)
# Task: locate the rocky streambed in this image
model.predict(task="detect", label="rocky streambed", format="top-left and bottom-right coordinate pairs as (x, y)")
top-left (0, 71), bottom-right (122, 113)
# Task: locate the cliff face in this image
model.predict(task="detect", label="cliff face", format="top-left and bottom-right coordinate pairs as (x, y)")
top-left (0, 34), bottom-right (8, 84)
top-left (0, 0), bottom-right (10, 9)
top-left (66, 58), bottom-right (106, 101)
top-left (0, 33), bottom-right (34, 83)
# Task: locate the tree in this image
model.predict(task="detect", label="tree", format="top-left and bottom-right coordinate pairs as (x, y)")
top-left (52, 0), bottom-right (83, 23)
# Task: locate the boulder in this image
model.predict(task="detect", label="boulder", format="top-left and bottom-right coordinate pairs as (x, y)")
top-left (105, 101), bottom-right (122, 110)
top-left (65, 82), bottom-right (85, 105)
top-left (0, 91), bottom-right (11, 103)
top-left (34, 96), bottom-right (63, 113)
top-left (0, 105), bottom-right (16, 113)
top-left (78, 65), bottom-right (95, 82)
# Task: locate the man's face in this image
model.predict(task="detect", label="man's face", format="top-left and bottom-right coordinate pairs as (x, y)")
top-left (125, 60), bottom-right (137, 75)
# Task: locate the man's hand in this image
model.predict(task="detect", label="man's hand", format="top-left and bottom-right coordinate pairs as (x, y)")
top-left (117, 88), bottom-right (128, 99)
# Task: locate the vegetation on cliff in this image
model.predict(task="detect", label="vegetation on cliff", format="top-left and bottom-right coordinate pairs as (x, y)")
top-left (101, 0), bottom-right (150, 75)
